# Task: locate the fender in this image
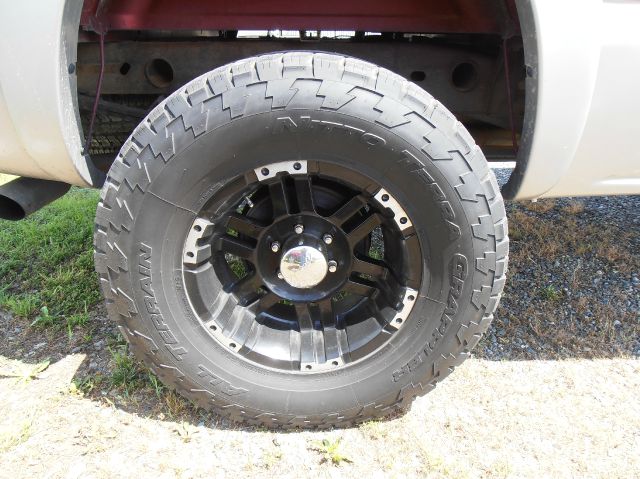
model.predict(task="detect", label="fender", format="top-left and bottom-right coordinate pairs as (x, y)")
top-left (0, 0), bottom-right (103, 186)
top-left (507, 0), bottom-right (640, 199)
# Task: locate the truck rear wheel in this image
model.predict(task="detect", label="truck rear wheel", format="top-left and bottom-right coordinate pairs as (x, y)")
top-left (94, 52), bottom-right (508, 428)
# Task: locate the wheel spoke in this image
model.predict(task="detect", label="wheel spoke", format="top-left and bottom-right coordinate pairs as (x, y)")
top-left (316, 299), bottom-right (335, 329)
top-left (248, 290), bottom-right (280, 315)
top-left (369, 303), bottom-right (390, 329)
top-left (329, 195), bottom-right (367, 226)
top-left (216, 235), bottom-right (255, 261)
top-left (343, 278), bottom-right (377, 298)
top-left (221, 306), bottom-right (256, 350)
top-left (295, 303), bottom-right (318, 366)
top-left (316, 299), bottom-right (345, 362)
top-left (381, 270), bottom-right (405, 308)
top-left (350, 260), bottom-right (401, 309)
top-left (294, 177), bottom-right (315, 212)
top-left (347, 213), bottom-right (384, 247)
top-left (228, 273), bottom-right (262, 306)
top-left (226, 214), bottom-right (264, 240)
top-left (258, 291), bottom-right (280, 311)
top-left (352, 257), bottom-right (387, 279)
top-left (269, 179), bottom-right (290, 217)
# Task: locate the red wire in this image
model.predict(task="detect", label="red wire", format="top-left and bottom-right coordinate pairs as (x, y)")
top-left (502, 37), bottom-right (518, 155)
top-left (83, 32), bottom-right (105, 155)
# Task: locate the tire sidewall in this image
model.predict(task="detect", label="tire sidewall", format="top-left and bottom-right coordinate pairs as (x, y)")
top-left (123, 107), bottom-right (481, 415)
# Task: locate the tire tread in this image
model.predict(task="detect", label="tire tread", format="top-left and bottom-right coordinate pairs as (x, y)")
top-left (94, 52), bottom-right (508, 429)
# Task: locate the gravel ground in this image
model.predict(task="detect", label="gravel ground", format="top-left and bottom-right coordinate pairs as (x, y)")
top-left (481, 169), bottom-right (640, 360)
top-left (1, 171), bottom-right (639, 478)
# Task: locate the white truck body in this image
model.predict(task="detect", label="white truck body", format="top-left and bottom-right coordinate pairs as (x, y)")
top-left (0, 0), bottom-right (639, 199)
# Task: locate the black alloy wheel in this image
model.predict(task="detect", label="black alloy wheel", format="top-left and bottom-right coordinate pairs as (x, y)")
top-left (182, 160), bottom-right (421, 372)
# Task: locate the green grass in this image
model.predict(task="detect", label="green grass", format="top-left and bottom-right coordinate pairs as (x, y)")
top-left (538, 284), bottom-right (563, 302)
top-left (0, 418), bottom-right (32, 453)
top-left (70, 375), bottom-right (103, 396)
top-left (109, 345), bottom-right (144, 394)
top-left (107, 343), bottom-right (166, 397)
top-left (0, 188), bottom-right (101, 329)
top-left (311, 438), bottom-right (353, 465)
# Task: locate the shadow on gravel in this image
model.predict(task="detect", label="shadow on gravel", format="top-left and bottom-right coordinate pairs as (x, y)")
top-left (1, 193), bottom-right (639, 428)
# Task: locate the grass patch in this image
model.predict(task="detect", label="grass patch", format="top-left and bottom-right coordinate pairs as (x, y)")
top-left (31, 306), bottom-right (91, 339)
top-left (0, 292), bottom-right (40, 318)
top-left (0, 418), bottom-right (32, 453)
top-left (539, 284), bottom-right (563, 302)
top-left (147, 371), bottom-right (166, 399)
top-left (0, 188), bottom-right (100, 331)
top-left (507, 206), bottom-right (636, 269)
top-left (108, 345), bottom-right (145, 395)
top-left (0, 359), bottom-right (51, 384)
top-left (106, 340), bottom-right (169, 399)
top-left (311, 438), bottom-right (352, 465)
top-left (164, 391), bottom-right (194, 419)
top-left (562, 199), bottom-right (585, 215)
top-left (70, 374), bottom-right (104, 396)
top-left (524, 198), bottom-right (556, 214)
top-left (359, 419), bottom-right (389, 440)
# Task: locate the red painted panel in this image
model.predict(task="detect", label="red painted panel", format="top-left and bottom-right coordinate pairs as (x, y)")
top-left (82, 0), bottom-right (514, 34)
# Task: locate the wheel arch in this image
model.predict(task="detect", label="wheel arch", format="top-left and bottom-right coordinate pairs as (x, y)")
top-left (501, 0), bottom-right (538, 200)
top-left (0, 0), bottom-right (104, 187)
top-left (505, 0), bottom-right (640, 199)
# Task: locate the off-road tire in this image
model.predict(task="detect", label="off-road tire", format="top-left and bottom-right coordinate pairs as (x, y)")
top-left (94, 52), bottom-right (508, 429)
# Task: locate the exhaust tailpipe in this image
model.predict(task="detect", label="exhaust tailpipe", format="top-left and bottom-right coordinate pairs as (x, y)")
top-left (0, 177), bottom-right (71, 221)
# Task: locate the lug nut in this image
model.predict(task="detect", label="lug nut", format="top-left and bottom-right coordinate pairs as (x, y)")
top-left (271, 241), bottom-right (280, 253)
top-left (328, 260), bottom-right (337, 273)
top-left (277, 271), bottom-right (284, 280)
top-left (323, 234), bottom-right (333, 245)
top-left (294, 224), bottom-right (304, 234)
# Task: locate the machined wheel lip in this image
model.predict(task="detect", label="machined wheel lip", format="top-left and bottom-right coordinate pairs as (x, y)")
top-left (181, 159), bottom-right (422, 374)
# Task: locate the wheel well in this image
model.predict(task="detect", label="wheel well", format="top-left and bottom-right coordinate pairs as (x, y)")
top-left (77, 0), bottom-right (533, 195)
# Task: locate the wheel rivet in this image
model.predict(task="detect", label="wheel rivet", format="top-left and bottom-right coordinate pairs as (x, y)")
top-left (328, 260), bottom-right (337, 273)
top-left (277, 271), bottom-right (284, 280)
top-left (271, 241), bottom-right (280, 253)
top-left (323, 234), bottom-right (333, 245)
top-left (294, 224), bottom-right (304, 234)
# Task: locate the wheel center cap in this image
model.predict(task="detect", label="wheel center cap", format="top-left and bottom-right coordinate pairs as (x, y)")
top-left (280, 245), bottom-right (328, 289)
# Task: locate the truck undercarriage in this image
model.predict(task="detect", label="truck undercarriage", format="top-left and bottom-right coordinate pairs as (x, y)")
top-left (76, 0), bottom-right (526, 175)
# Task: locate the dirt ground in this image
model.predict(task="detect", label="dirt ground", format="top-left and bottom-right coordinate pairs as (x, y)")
top-left (1, 352), bottom-right (638, 479)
